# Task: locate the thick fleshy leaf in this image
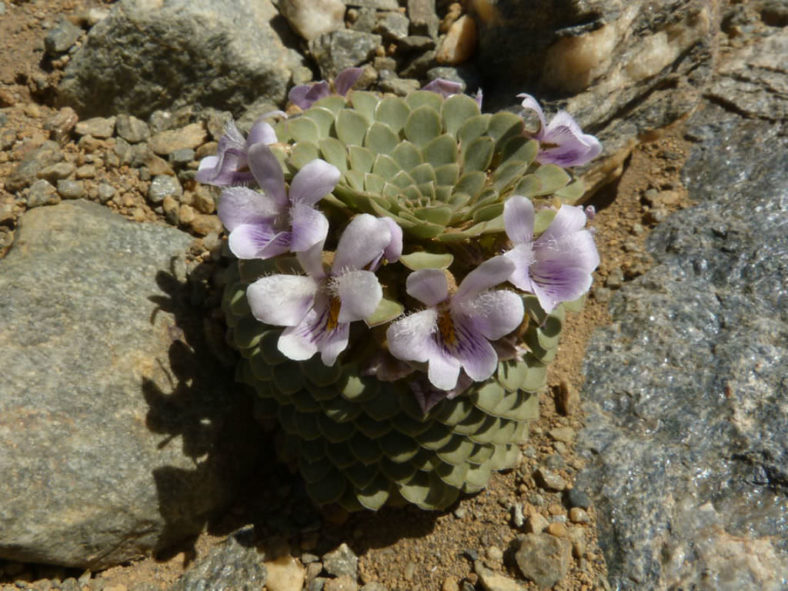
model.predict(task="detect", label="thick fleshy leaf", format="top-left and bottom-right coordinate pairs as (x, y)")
top-left (290, 202), bottom-right (329, 252)
top-left (441, 93), bottom-right (481, 135)
top-left (503, 195), bottom-right (535, 244)
top-left (365, 122), bottom-right (399, 154)
top-left (248, 143), bottom-right (287, 207)
top-left (462, 136), bottom-right (494, 172)
top-left (332, 214), bottom-right (393, 271)
top-left (365, 297), bottom-right (404, 327)
top-left (518, 93), bottom-right (547, 133)
top-left (290, 141), bottom-right (321, 170)
top-left (336, 109), bottom-right (369, 146)
top-left (406, 268), bottom-right (448, 306)
top-left (247, 274), bottom-right (317, 326)
top-left (289, 158), bottom-right (341, 206)
top-left (303, 107), bottom-right (335, 138)
top-left (399, 252), bottom-right (454, 271)
top-left (375, 97), bottom-right (410, 132)
top-left (217, 186), bottom-right (282, 231)
top-left (334, 269), bottom-right (383, 323)
top-left (287, 117), bottom-right (320, 143)
top-left (455, 256), bottom-right (515, 300)
top-left (404, 106), bottom-right (442, 147)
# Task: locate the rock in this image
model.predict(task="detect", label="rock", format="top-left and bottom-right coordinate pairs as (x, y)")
top-left (309, 30), bottom-right (382, 79)
top-left (44, 107), bottom-right (79, 143)
top-left (148, 175), bottom-right (183, 205)
top-left (56, 179), bottom-right (86, 200)
top-left (37, 162), bottom-right (76, 182)
top-left (436, 15), bottom-right (476, 65)
top-left (475, 0), bottom-right (717, 165)
top-left (514, 533), bottom-right (571, 589)
top-left (407, 0), bottom-right (439, 39)
top-left (116, 114), bottom-right (150, 144)
top-left (346, 0), bottom-right (397, 9)
top-left (375, 11), bottom-right (409, 40)
top-left (168, 527), bottom-right (267, 591)
top-left (188, 213), bottom-right (223, 237)
top-left (264, 554), bottom-right (305, 591)
top-left (548, 426), bottom-right (575, 443)
top-left (0, 200), bottom-right (255, 568)
top-left (6, 141), bottom-right (63, 193)
top-left (546, 522), bottom-right (567, 538)
top-left (378, 76), bottom-right (421, 96)
top-left (576, 28), bottom-right (788, 591)
top-left (279, 0), bottom-right (345, 42)
top-left (75, 164), bottom-right (96, 179)
top-left (44, 18), bottom-right (83, 56)
top-left (569, 507), bottom-right (590, 524)
top-left (555, 380), bottom-right (579, 416)
top-left (525, 513), bottom-right (549, 534)
top-left (535, 468), bottom-right (567, 491)
top-left (75, 116), bottom-right (116, 139)
top-left (149, 123), bottom-right (207, 156)
top-left (566, 487), bottom-right (591, 510)
top-left (58, 0), bottom-right (307, 119)
top-left (27, 179), bottom-right (60, 208)
top-left (474, 560), bottom-right (523, 591)
top-left (322, 543), bottom-right (358, 579)
top-left (97, 182), bottom-right (116, 203)
top-left (324, 576), bottom-right (358, 591)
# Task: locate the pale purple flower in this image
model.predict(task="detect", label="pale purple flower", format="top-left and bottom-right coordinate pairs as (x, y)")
top-left (518, 93), bottom-right (602, 167)
top-left (422, 78), bottom-right (483, 108)
top-left (246, 214), bottom-right (401, 365)
top-left (288, 67), bottom-right (364, 110)
top-left (196, 113), bottom-right (283, 186)
top-left (218, 143), bottom-right (340, 259)
top-left (503, 195), bottom-right (600, 314)
top-left (386, 257), bottom-right (524, 391)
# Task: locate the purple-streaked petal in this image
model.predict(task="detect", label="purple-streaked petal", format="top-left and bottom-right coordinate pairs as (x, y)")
top-left (278, 319), bottom-right (319, 361)
top-left (334, 67), bottom-right (364, 96)
top-left (289, 159), bottom-right (341, 206)
top-left (538, 110), bottom-right (602, 166)
top-left (317, 322), bottom-right (350, 366)
top-left (246, 274), bottom-right (317, 326)
top-left (228, 224), bottom-right (290, 260)
top-left (296, 241), bottom-right (327, 280)
top-left (406, 268), bottom-right (448, 307)
top-left (422, 78), bottom-right (463, 98)
top-left (195, 147), bottom-right (253, 186)
top-left (504, 195), bottom-right (535, 245)
top-left (246, 119), bottom-right (278, 147)
top-left (455, 255), bottom-right (515, 301)
top-left (290, 202), bottom-right (329, 252)
top-left (504, 243), bottom-right (536, 292)
top-left (530, 262), bottom-right (593, 313)
top-left (537, 204), bottom-right (588, 244)
top-left (454, 290), bottom-right (524, 341)
top-left (289, 81), bottom-right (331, 110)
top-left (217, 186), bottom-right (283, 231)
top-left (517, 93), bottom-right (547, 137)
top-left (451, 319), bottom-right (499, 382)
top-left (427, 349), bottom-right (462, 391)
top-left (386, 309), bottom-right (438, 364)
top-left (247, 143), bottom-right (287, 207)
top-left (332, 214), bottom-right (393, 272)
top-left (380, 216), bottom-right (403, 263)
top-left (333, 269), bottom-right (382, 323)
top-left (538, 229), bottom-right (600, 273)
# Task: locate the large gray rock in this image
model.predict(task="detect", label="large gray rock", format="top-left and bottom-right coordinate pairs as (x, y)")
top-left (57, 0), bottom-right (309, 119)
top-left (575, 26), bottom-right (788, 591)
top-left (0, 200), bottom-right (256, 569)
top-left (474, 0), bottom-right (717, 161)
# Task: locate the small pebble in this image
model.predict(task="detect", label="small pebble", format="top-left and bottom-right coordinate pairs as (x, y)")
top-left (322, 543), bottom-right (358, 580)
top-left (549, 427), bottom-right (575, 443)
top-left (403, 561), bottom-right (416, 580)
top-left (511, 502), bottom-right (525, 528)
top-left (27, 179), bottom-right (60, 208)
top-left (525, 513), bottom-right (549, 534)
top-left (536, 468), bottom-right (567, 491)
top-left (148, 174), bottom-right (182, 204)
top-left (453, 506), bottom-right (467, 519)
top-left (442, 576), bottom-right (460, 591)
top-left (547, 522), bottom-right (568, 538)
top-left (324, 576), bottom-right (358, 591)
top-left (436, 15), bottom-right (477, 65)
top-left (567, 488), bottom-right (592, 510)
top-left (115, 114), bottom-right (150, 143)
top-left (569, 507), bottom-right (590, 524)
top-left (75, 164), bottom-right (97, 179)
top-left (75, 116), bottom-right (116, 139)
top-left (57, 179), bottom-right (85, 199)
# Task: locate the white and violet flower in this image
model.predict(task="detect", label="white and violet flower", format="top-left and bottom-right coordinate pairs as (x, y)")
top-left (503, 195), bottom-right (599, 314)
top-left (195, 114), bottom-right (282, 186)
top-left (518, 93), bottom-right (602, 167)
top-left (246, 214), bottom-right (401, 366)
top-left (386, 257), bottom-right (524, 391)
top-left (289, 67), bottom-right (364, 110)
top-left (217, 143), bottom-right (340, 260)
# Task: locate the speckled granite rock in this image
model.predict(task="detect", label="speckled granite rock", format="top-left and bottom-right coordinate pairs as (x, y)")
top-left (0, 200), bottom-right (256, 569)
top-left (576, 26), bottom-right (788, 591)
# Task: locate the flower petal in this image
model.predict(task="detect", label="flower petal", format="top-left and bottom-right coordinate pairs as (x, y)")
top-left (452, 320), bottom-right (499, 382)
top-left (228, 224), bottom-right (290, 260)
top-left (504, 195), bottom-right (535, 245)
top-left (317, 322), bottom-right (350, 366)
top-left (246, 119), bottom-right (278, 147)
top-left (246, 274), bottom-right (317, 326)
top-left (278, 320), bottom-right (319, 361)
top-left (217, 186), bottom-right (283, 231)
top-left (332, 214), bottom-right (392, 272)
top-left (504, 243), bottom-right (536, 292)
top-left (386, 309), bottom-right (438, 364)
top-left (296, 241), bottom-right (327, 280)
top-left (455, 255), bottom-right (515, 301)
top-left (290, 202), bottom-right (329, 252)
top-left (247, 143), bottom-right (287, 207)
top-left (517, 93), bottom-right (547, 137)
top-left (537, 204), bottom-right (588, 244)
top-left (454, 289), bottom-right (524, 341)
top-left (530, 262), bottom-right (593, 313)
top-left (538, 229), bottom-right (600, 273)
top-left (289, 81), bottom-right (331, 110)
top-left (195, 147), bottom-right (252, 186)
top-left (539, 110), bottom-right (602, 166)
top-left (334, 67), bottom-right (364, 96)
top-left (289, 159), bottom-right (341, 206)
top-left (406, 268), bottom-right (448, 307)
top-left (422, 78), bottom-right (463, 98)
top-left (380, 216), bottom-right (403, 263)
top-left (427, 350), bottom-right (462, 391)
top-left (333, 269), bottom-right (382, 323)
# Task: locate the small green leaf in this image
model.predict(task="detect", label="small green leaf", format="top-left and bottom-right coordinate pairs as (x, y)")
top-left (287, 116), bottom-right (319, 143)
top-left (405, 220), bottom-right (445, 239)
top-left (463, 213), bottom-right (505, 236)
top-left (349, 90), bottom-right (379, 123)
top-left (365, 121), bottom-right (399, 154)
top-left (457, 114), bottom-right (490, 147)
top-left (400, 251), bottom-right (454, 270)
top-left (348, 145), bottom-right (375, 173)
top-left (442, 93), bottom-right (481, 135)
top-left (472, 202), bottom-right (504, 222)
top-left (289, 141), bottom-right (321, 170)
top-left (336, 109), bottom-right (368, 146)
top-left (462, 137), bottom-right (494, 172)
top-left (405, 90), bottom-right (444, 111)
top-left (414, 205), bottom-right (452, 225)
top-left (410, 162), bottom-right (437, 185)
top-left (274, 118), bottom-right (291, 143)
top-left (365, 297), bottom-right (404, 327)
top-left (454, 171), bottom-right (486, 198)
top-left (493, 160), bottom-right (526, 192)
top-left (417, 181), bottom-right (436, 201)
top-left (434, 163), bottom-right (459, 186)
top-left (534, 163), bottom-right (571, 194)
top-left (312, 95), bottom-right (346, 114)
top-left (448, 192), bottom-right (470, 209)
top-left (555, 179), bottom-right (585, 204)
top-left (364, 172), bottom-right (385, 194)
top-left (392, 141), bottom-right (422, 171)
top-left (534, 208), bottom-right (557, 234)
top-left (345, 169), bottom-right (365, 191)
top-left (392, 170), bottom-right (416, 189)
top-left (487, 111), bottom-right (524, 147)
top-left (514, 174), bottom-right (542, 197)
top-left (500, 136), bottom-right (538, 167)
top-left (375, 97), bottom-right (410, 133)
top-left (372, 154), bottom-right (400, 178)
top-left (405, 106), bottom-right (442, 147)
top-left (422, 134), bottom-right (457, 167)
top-left (303, 107), bottom-right (336, 138)
top-left (319, 137), bottom-right (347, 171)
top-left (434, 185), bottom-right (453, 202)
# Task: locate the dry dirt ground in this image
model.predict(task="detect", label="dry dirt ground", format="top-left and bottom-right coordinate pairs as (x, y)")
top-left (0, 1), bottom-right (693, 589)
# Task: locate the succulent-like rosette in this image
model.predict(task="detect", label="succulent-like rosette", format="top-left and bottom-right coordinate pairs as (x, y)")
top-left (196, 115), bottom-right (281, 186)
top-left (387, 256), bottom-right (524, 391)
top-left (217, 144), bottom-right (340, 260)
top-left (518, 93), bottom-right (602, 167)
top-left (504, 196), bottom-right (599, 313)
top-left (246, 214), bottom-right (400, 365)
